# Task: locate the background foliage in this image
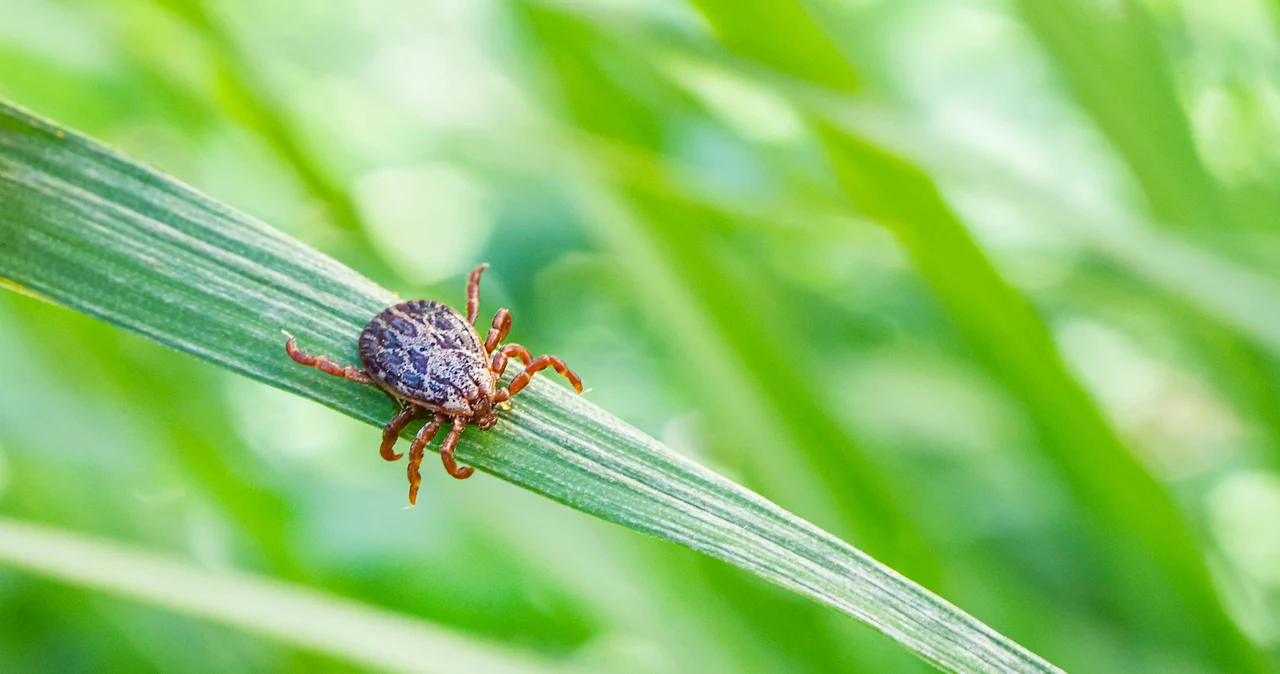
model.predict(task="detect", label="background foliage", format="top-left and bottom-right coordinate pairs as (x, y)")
top-left (1, 0), bottom-right (1279, 672)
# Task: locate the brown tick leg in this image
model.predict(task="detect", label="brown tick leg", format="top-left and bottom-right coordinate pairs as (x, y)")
top-left (439, 419), bottom-right (474, 480)
top-left (284, 334), bottom-right (374, 384)
top-left (489, 342), bottom-right (531, 377)
top-left (379, 404), bottom-right (420, 462)
top-left (500, 343), bottom-right (532, 366)
top-left (406, 414), bottom-right (445, 506)
top-left (466, 263), bottom-right (489, 325)
top-left (493, 349), bottom-right (583, 402)
top-left (484, 308), bottom-right (511, 353)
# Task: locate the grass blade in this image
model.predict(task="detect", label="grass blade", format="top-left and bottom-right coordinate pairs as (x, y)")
top-left (515, 1), bottom-right (936, 579)
top-left (688, 0), bottom-right (858, 92)
top-left (816, 126), bottom-right (1266, 673)
top-left (815, 103), bottom-right (1280, 358)
top-left (1014, 0), bottom-right (1230, 230)
top-left (0, 518), bottom-right (561, 674)
top-left (0, 101), bottom-right (1060, 673)
top-left (643, 0), bottom-right (1266, 666)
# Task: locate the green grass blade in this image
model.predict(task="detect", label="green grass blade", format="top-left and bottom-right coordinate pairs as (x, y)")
top-left (149, 0), bottom-right (363, 235)
top-left (1005, 0), bottom-right (1280, 476)
top-left (688, 0), bottom-right (858, 92)
top-left (817, 105), bottom-right (1280, 357)
top-left (651, 1), bottom-right (1266, 666)
top-left (1015, 0), bottom-right (1230, 230)
top-left (815, 125), bottom-right (1266, 673)
top-left (0, 518), bottom-right (562, 674)
top-left (0, 101), bottom-right (1061, 673)
top-left (516, 2), bottom-right (936, 580)
top-left (811, 97), bottom-right (1280, 476)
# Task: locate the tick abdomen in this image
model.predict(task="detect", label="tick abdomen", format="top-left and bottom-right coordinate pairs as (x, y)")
top-left (358, 300), bottom-right (493, 414)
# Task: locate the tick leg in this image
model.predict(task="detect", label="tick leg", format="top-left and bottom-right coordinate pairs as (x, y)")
top-left (466, 263), bottom-right (489, 325)
top-left (493, 349), bottom-right (583, 402)
top-left (284, 333), bottom-right (373, 385)
top-left (502, 343), bottom-right (532, 366)
top-left (484, 308), bottom-right (511, 353)
top-left (490, 342), bottom-right (532, 377)
top-left (439, 419), bottom-right (474, 480)
top-left (407, 413), bottom-right (445, 506)
top-left (379, 404), bottom-right (420, 462)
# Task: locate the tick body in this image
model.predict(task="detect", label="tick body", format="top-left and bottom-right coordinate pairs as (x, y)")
top-left (284, 264), bottom-right (583, 505)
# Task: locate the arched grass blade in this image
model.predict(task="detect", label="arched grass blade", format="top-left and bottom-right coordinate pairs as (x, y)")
top-left (0, 100), bottom-right (1061, 673)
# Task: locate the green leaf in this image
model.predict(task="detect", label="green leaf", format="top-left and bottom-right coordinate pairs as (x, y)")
top-left (687, 0), bottom-right (859, 93)
top-left (0, 101), bottom-right (1061, 673)
top-left (1015, 0), bottom-right (1230, 230)
top-left (815, 125), bottom-right (1267, 673)
top-left (0, 518), bottom-right (562, 674)
top-left (516, 2), bottom-right (936, 580)
top-left (646, 0), bottom-right (1267, 666)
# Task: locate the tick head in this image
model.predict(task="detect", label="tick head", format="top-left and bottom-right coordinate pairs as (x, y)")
top-left (473, 396), bottom-right (499, 430)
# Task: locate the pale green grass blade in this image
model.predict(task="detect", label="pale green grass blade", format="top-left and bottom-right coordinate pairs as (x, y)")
top-left (1003, 0), bottom-right (1280, 471)
top-left (0, 518), bottom-right (561, 674)
top-left (151, 0), bottom-right (365, 235)
top-left (814, 100), bottom-right (1280, 470)
top-left (688, 0), bottom-right (858, 92)
top-left (0, 102), bottom-right (1060, 673)
top-left (672, 2), bottom-right (1268, 671)
top-left (515, 2), bottom-right (936, 581)
top-left (815, 126), bottom-right (1266, 673)
top-left (1015, 0), bottom-right (1230, 230)
top-left (814, 104), bottom-right (1280, 357)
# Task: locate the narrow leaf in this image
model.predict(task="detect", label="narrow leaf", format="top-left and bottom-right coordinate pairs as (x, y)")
top-left (815, 125), bottom-right (1266, 673)
top-left (0, 518), bottom-right (561, 674)
top-left (687, 0), bottom-right (858, 93)
top-left (655, 0), bottom-right (1264, 666)
top-left (1015, 0), bottom-right (1230, 230)
top-left (0, 101), bottom-right (1061, 673)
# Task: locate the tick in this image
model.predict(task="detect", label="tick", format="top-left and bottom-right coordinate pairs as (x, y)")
top-left (284, 263), bottom-right (583, 505)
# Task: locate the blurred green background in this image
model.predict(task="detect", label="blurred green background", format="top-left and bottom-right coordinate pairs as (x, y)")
top-left (2, 0), bottom-right (1280, 671)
